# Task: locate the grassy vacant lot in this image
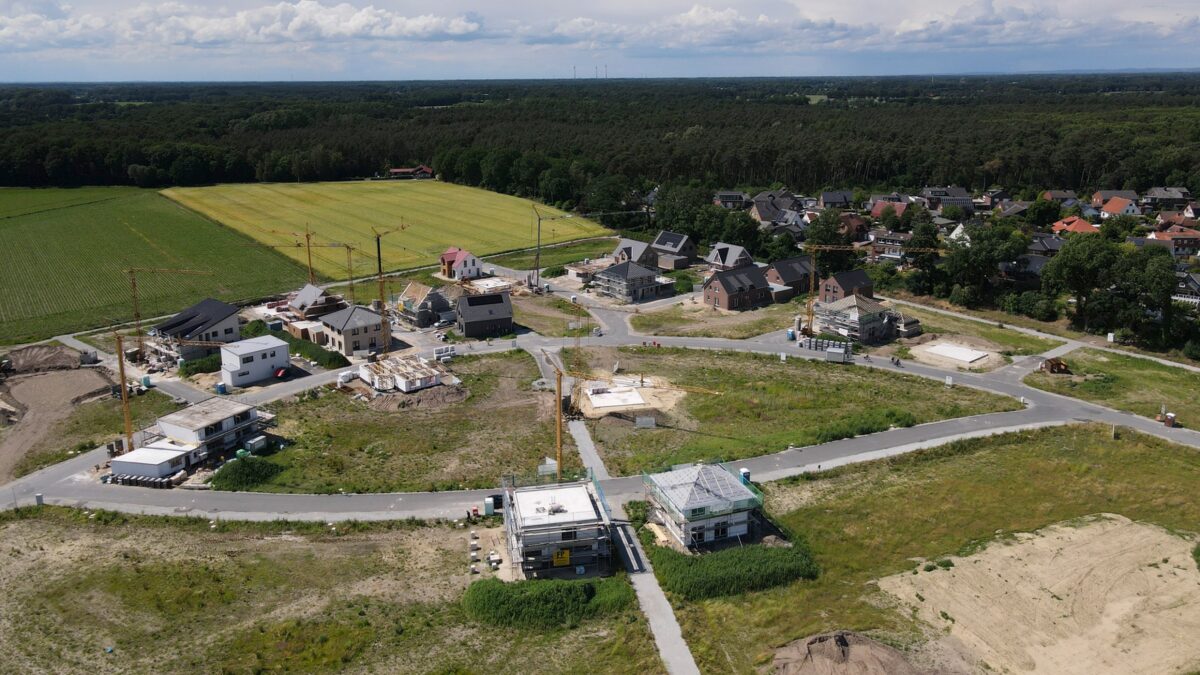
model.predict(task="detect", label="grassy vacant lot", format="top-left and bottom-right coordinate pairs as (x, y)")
top-left (14, 389), bottom-right (182, 477)
top-left (164, 181), bottom-right (609, 279)
top-left (513, 294), bottom-right (593, 337)
top-left (569, 347), bottom-right (1018, 474)
top-left (0, 187), bottom-right (307, 344)
top-left (246, 350), bottom-right (574, 492)
top-left (671, 424), bottom-right (1200, 673)
top-left (485, 237), bottom-right (616, 270)
top-left (0, 507), bottom-right (661, 674)
top-left (630, 299), bottom-right (803, 340)
top-left (887, 303), bottom-right (1063, 355)
top-left (1025, 348), bottom-right (1200, 423)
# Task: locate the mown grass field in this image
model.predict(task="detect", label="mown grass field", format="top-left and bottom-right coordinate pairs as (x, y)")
top-left (0, 188), bottom-right (307, 344)
top-left (886, 303), bottom-right (1064, 355)
top-left (163, 181), bottom-right (610, 279)
top-left (1024, 348), bottom-right (1200, 423)
top-left (629, 299), bottom-right (803, 340)
top-left (484, 237), bottom-right (616, 270)
top-left (569, 347), bottom-right (1019, 474)
top-left (672, 425), bottom-right (1200, 673)
top-left (0, 507), bottom-right (661, 674)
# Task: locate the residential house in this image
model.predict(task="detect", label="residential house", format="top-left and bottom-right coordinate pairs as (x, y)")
top-left (611, 238), bottom-right (656, 266)
top-left (766, 256), bottom-right (814, 297)
top-left (504, 480), bottom-right (614, 579)
top-left (388, 164), bottom-right (433, 179)
top-left (704, 242), bottom-right (754, 270)
top-left (870, 200), bottom-right (909, 220)
top-left (455, 292), bottom-right (514, 338)
top-left (1156, 212), bottom-right (1196, 229)
top-left (111, 398), bottom-right (264, 478)
top-left (713, 191), bottom-right (752, 210)
top-left (949, 223), bottom-right (971, 246)
top-left (1147, 226), bottom-right (1200, 259)
top-left (592, 262), bottom-right (674, 303)
top-left (1027, 233), bottom-right (1065, 258)
top-left (1100, 197), bottom-right (1141, 220)
top-left (320, 305), bottom-right (386, 356)
top-left (1184, 203), bottom-right (1200, 220)
top-left (995, 200), bottom-right (1031, 219)
top-left (1143, 187), bottom-right (1193, 210)
top-left (818, 190), bottom-right (854, 209)
top-left (749, 190), bottom-right (800, 227)
top-left (819, 269), bottom-right (874, 303)
top-left (395, 282), bottom-right (455, 328)
top-left (1051, 215), bottom-right (1100, 235)
top-left (978, 188), bottom-right (1011, 209)
top-left (152, 298), bottom-right (241, 360)
top-left (287, 284), bottom-right (346, 320)
top-left (649, 231), bottom-right (697, 270)
top-left (643, 464), bottom-right (763, 548)
top-left (1042, 190), bottom-right (1078, 204)
top-left (867, 229), bottom-right (912, 262)
top-left (219, 336), bottom-right (289, 388)
top-left (839, 212), bottom-right (869, 240)
top-left (702, 266), bottom-right (773, 310)
top-left (1174, 271), bottom-right (1200, 306)
top-left (920, 186), bottom-right (974, 214)
top-left (868, 192), bottom-right (910, 209)
top-left (439, 247), bottom-right (483, 280)
top-left (999, 254), bottom-right (1051, 280)
top-left (1091, 190), bottom-right (1139, 208)
top-left (813, 294), bottom-right (919, 343)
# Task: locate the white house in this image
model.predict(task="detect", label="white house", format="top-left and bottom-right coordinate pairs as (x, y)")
top-left (113, 398), bottom-right (264, 478)
top-left (644, 464), bottom-right (763, 547)
top-left (440, 247), bottom-right (483, 280)
top-left (110, 444), bottom-right (189, 479)
top-left (1100, 197), bottom-right (1141, 220)
top-left (151, 298), bottom-right (241, 360)
top-left (220, 336), bottom-right (290, 388)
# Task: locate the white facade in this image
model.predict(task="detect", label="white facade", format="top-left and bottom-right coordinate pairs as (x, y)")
top-left (110, 446), bottom-right (187, 478)
top-left (157, 398), bottom-right (259, 451)
top-left (452, 254), bottom-right (483, 280)
top-left (220, 336), bottom-right (290, 387)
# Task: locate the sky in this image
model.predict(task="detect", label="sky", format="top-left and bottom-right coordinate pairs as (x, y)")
top-left (2, 0), bottom-right (1200, 81)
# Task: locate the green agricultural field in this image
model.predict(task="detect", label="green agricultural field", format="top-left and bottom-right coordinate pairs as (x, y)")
top-left (485, 237), bottom-right (617, 270)
top-left (569, 347), bottom-right (1019, 474)
top-left (163, 181), bottom-right (610, 279)
top-left (0, 188), bottom-right (308, 344)
top-left (671, 425), bottom-right (1200, 673)
top-left (1024, 348), bottom-right (1200, 423)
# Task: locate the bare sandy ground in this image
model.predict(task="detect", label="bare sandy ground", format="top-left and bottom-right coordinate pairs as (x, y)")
top-left (773, 631), bottom-right (920, 675)
top-left (879, 514), bottom-right (1200, 674)
top-left (0, 369), bottom-right (110, 481)
top-left (908, 336), bottom-right (1006, 372)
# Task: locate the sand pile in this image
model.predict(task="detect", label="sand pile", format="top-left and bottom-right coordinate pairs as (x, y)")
top-left (773, 631), bottom-right (920, 675)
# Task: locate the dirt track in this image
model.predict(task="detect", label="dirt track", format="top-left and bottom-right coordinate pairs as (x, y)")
top-left (0, 369), bottom-right (110, 482)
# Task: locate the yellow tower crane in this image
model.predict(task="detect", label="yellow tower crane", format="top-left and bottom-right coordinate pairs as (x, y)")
top-left (371, 224), bottom-right (408, 354)
top-left (124, 267), bottom-right (214, 357)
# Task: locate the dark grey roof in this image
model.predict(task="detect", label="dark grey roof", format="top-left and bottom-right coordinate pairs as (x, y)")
top-left (706, 265), bottom-right (770, 294)
top-left (768, 256), bottom-right (814, 285)
top-left (320, 305), bottom-right (382, 332)
top-left (456, 292), bottom-right (513, 323)
top-left (828, 269), bottom-right (873, 291)
top-left (921, 186), bottom-right (970, 199)
top-left (651, 230), bottom-right (691, 254)
top-left (1028, 233), bottom-right (1065, 255)
top-left (154, 298), bottom-right (239, 339)
top-left (1146, 187), bottom-right (1192, 199)
top-left (597, 261), bottom-right (657, 281)
top-left (820, 190), bottom-right (853, 204)
top-left (1000, 254), bottom-right (1050, 276)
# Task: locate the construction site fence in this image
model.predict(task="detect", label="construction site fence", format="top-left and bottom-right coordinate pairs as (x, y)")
top-left (798, 337), bottom-right (853, 352)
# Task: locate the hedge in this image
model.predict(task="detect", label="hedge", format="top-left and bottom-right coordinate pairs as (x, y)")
top-left (242, 320), bottom-right (349, 369)
top-left (178, 353), bottom-right (221, 377)
top-left (648, 543), bottom-right (819, 601)
top-left (461, 577), bottom-right (634, 629)
top-left (209, 456), bottom-right (283, 491)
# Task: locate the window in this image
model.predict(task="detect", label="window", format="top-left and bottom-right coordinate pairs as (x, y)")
top-left (561, 529), bottom-right (577, 541)
top-left (170, 458), bottom-right (183, 467)
top-left (234, 411), bottom-right (250, 424)
top-left (238, 371), bottom-right (249, 377)
top-left (352, 328), bottom-right (359, 335)
top-left (259, 353), bottom-right (267, 360)
top-left (352, 341), bottom-right (360, 350)
top-left (690, 527), bottom-right (706, 544)
top-left (714, 522), bottom-right (729, 539)
top-left (269, 351), bottom-right (276, 358)
top-left (203, 424), bottom-right (219, 437)
top-left (224, 327), bottom-right (233, 335)
top-left (241, 356), bottom-right (253, 364)
top-left (689, 507), bottom-right (706, 518)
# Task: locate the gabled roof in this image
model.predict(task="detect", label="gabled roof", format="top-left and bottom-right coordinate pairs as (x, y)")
top-left (921, 186), bottom-right (970, 199)
top-left (613, 238), bottom-right (650, 262)
top-left (820, 190), bottom-right (853, 204)
top-left (154, 298), bottom-right (239, 339)
top-left (440, 246), bottom-right (463, 265)
top-left (1051, 215), bottom-right (1099, 234)
top-left (1093, 189), bottom-right (1139, 203)
top-left (651, 230), bottom-right (691, 253)
top-left (1101, 197), bottom-right (1138, 215)
top-left (1028, 233), bottom-right (1065, 254)
top-left (819, 293), bottom-right (887, 317)
top-left (1149, 226), bottom-right (1200, 240)
top-left (320, 305), bottom-right (382, 332)
top-left (597, 261), bottom-right (657, 281)
top-left (441, 247), bottom-right (475, 268)
top-left (870, 201), bottom-right (908, 219)
top-left (826, 269), bottom-right (873, 291)
top-left (648, 464), bottom-right (758, 514)
top-left (288, 284), bottom-right (328, 311)
top-left (767, 256), bottom-right (814, 285)
top-left (705, 265), bottom-right (770, 294)
top-left (456, 291), bottom-right (512, 323)
top-left (1146, 187), bottom-right (1192, 200)
top-left (1043, 190), bottom-right (1078, 201)
top-left (705, 243), bottom-right (752, 268)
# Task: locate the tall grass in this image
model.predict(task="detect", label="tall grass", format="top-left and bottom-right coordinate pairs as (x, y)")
top-left (461, 577), bottom-right (634, 629)
top-left (648, 543), bottom-right (819, 601)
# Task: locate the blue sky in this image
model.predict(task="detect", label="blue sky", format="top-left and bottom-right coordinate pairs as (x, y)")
top-left (2, 0), bottom-right (1199, 81)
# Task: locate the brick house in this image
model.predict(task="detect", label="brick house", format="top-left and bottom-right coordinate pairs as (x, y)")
top-left (819, 269), bottom-right (874, 303)
top-left (702, 266), bottom-right (772, 311)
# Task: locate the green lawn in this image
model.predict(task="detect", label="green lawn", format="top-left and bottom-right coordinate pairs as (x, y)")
top-left (1024, 348), bottom-right (1200, 423)
top-left (14, 389), bottom-right (182, 477)
top-left (0, 507), bottom-right (661, 674)
top-left (513, 294), bottom-right (593, 337)
top-left (630, 300), bottom-right (803, 340)
top-left (485, 237), bottom-right (616, 270)
top-left (571, 347), bottom-right (1019, 474)
top-left (888, 304), bottom-right (1063, 355)
top-left (0, 188), bottom-right (308, 344)
top-left (239, 351), bottom-right (576, 492)
top-left (163, 181), bottom-right (610, 279)
top-left (672, 425), bottom-right (1200, 673)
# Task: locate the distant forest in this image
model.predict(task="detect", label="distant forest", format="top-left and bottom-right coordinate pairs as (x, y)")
top-left (5, 74), bottom-right (1200, 204)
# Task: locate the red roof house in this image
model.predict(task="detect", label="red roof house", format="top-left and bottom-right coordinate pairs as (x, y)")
top-left (1051, 216), bottom-right (1099, 235)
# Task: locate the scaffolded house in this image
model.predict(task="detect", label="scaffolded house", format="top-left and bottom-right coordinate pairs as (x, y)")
top-left (504, 480), bottom-right (614, 579)
top-left (643, 464), bottom-right (763, 548)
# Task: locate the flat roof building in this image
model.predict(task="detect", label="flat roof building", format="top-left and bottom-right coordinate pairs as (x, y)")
top-left (220, 336), bottom-right (289, 388)
top-left (644, 464), bottom-right (763, 548)
top-left (504, 480), bottom-right (613, 579)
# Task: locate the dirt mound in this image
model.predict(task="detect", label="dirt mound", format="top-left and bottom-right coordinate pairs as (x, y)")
top-left (773, 631), bottom-right (920, 675)
top-left (5, 345), bottom-right (81, 373)
top-left (0, 369), bottom-right (111, 481)
top-left (369, 385), bottom-right (470, 411)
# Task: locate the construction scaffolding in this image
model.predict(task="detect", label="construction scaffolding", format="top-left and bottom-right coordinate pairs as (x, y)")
top-left (502, 474), bottom-right (614, 579)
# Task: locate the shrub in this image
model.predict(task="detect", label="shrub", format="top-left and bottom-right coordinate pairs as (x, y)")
top-left (542, 265), bottom-right (567, 278)
top-left (923, 562), bottom-right (937, 572)
top-left (648, 543), bottom-right (819, 601)
top-left (179, 353), bottom-right (221, 377)
top-left (936, 558), bottom-right (955, 569)
top-left (243, 320), bottom-right (349, 369)
top-left (1184, 340), bottom-right (1200, 362)
top-left (210, 456), bottom-right (282, 491)
top-left (461, 577), bottom-right (633, 629)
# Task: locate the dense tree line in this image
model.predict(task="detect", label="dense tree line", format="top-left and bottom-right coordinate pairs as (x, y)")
top-left (6, 75), bottom-right (1200, 200)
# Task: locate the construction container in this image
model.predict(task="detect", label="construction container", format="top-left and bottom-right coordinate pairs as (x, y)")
top-left (825, 346), bottom-right (850, 364)
top-left (245, 435), bottom-right (268, 452)
top-left (484, 497), bottom-right (495, 516)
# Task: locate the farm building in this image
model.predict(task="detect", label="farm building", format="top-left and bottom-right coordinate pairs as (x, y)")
top-left (115, 398), bottom-right (266, 477)
top-left (456, 291), bottom-right (513, 338)
top-left (592, 262), bottom-right (675, 303)
top-left (440, 247), bottom-right (483, 280)
top-left (504, 480), bottom-right (614, 579)
top-left (320, 305), bottom-right (386, 356)
top-left (286, 284), bottom-right (346, 320)
top-left (219, 336), bottom-right (290, 388)
top-left (151, 298), bottom-right (241, 360)
top-left (358, 355), bottom-right (445, 392)
top-left (388, 164), bottom-right (434, 179)
top-left (643, 464), bottom-right (763, 548)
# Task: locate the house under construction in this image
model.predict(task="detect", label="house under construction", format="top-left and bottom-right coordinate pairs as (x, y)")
top-left (503, 478), bottom-right (614, 579)
top-left (358, 355), bottom-right (447, 393)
